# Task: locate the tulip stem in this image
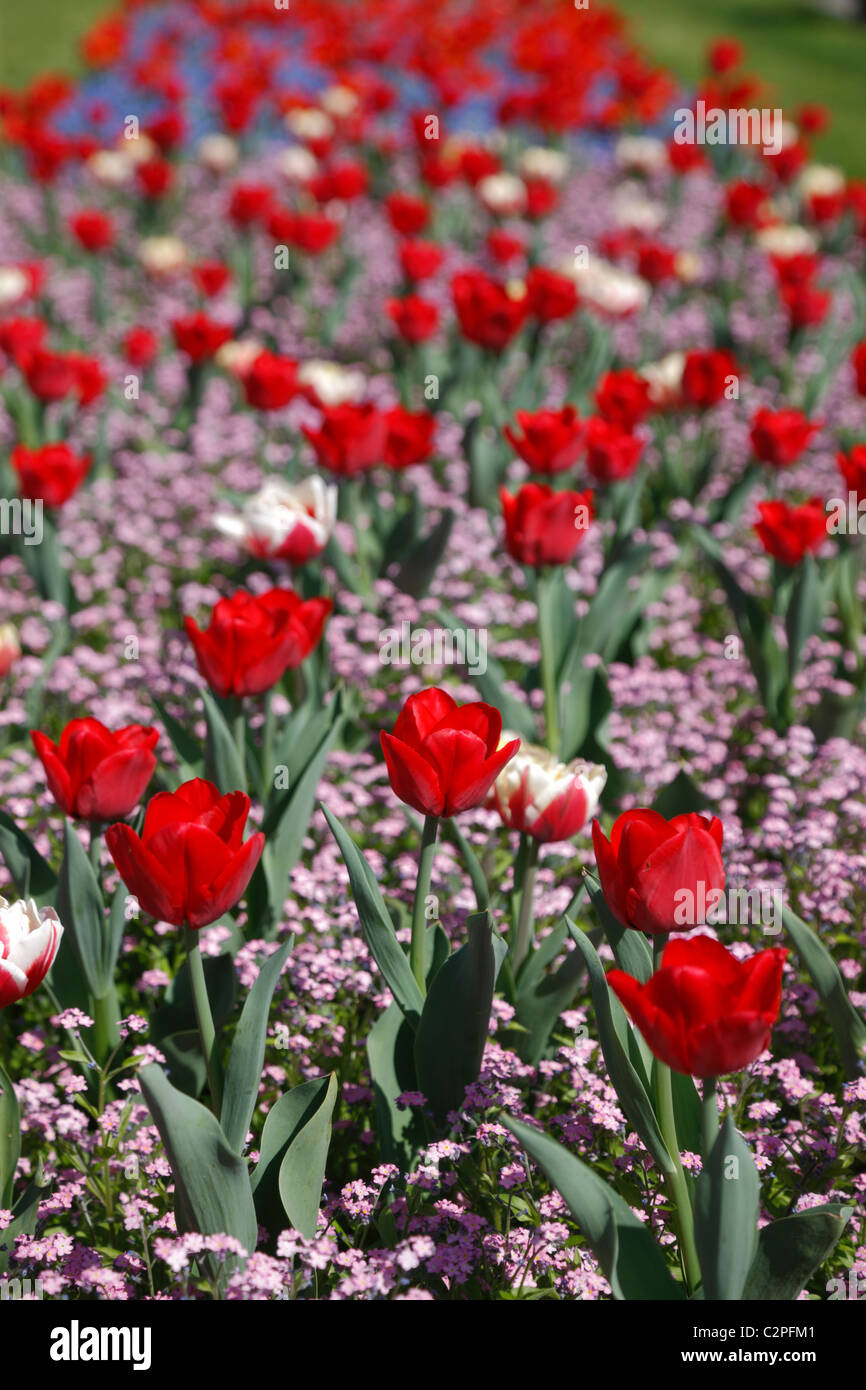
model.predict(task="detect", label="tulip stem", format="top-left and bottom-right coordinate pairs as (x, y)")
top-left (702, 1076), bottom-right (719, 1159)
top-left (261, 690), bottom-right (276, 801)
top-left (232, 709), bottom-right (247, 785)
top-left (652, 938), bottom-right (702, 1295)
top-left (513, 836), bottom-right (540, 972)
top-left (184, 926), bottom-right (223, 1113)
top-left (536, 570), bottom-right (559, 756)
top-left (410, 815), bottom-right (439, 995)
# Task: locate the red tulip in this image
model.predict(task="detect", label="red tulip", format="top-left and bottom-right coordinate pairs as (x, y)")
top-left (681, 349), bottom-right (739, 409)
top-left (105, 778), bottom-right (264, 931)
top-left (386, 294), bottom-right (439, 344)
top-left (302, 402), bottom-right (386, 477)
top-left (754, 497), bottom-right (827, 566)
top-left (23, 348), bottom-right (76, 402)
top-left (724, 180), bottom-right (772, 229)
top-left (69, 209), bottom-right (114, 252)
top-left (524, 266), bottom-right (578, 322)
top-left (193, 260), bottom-right (232, 297)
top-left (486, 229), bottom-right (525, 265)
top-left (525, 177), bottom-right (559, 220)
top-left (31, 718), bottom-right (158, 821)
top-left (781, 281), bottom-right (830, 332)
top-left (135, 158), bottom-right (174, 199)
top-left (584, 417), bottom-right (644, 483)
top-left (0, 317), bottom-right (46, 370)
top-left (171, 313), bottom-right (233, 363)
top-left (636, 242), bottom-right (678, 286)
top-left (592, 808), bottom-right (725, 935)
top-left (750, 407), bottom-right (820, 468)
top-left (452, 270), bottom-right (528, 353)
top-left (380, 687), bottom-right (519, 818)
top-left (11, 443), bottom-right (90, 507)
top-left (383, 406), bottom-right (435, 469)
top-left (68, 353), bottom-right (107, 407)
top-left (398, 239), bottom-right (444, 282)
top-left (123, 326), bottom-right (159, 368)
top-left (708, 38), bottom-right (743, 74)
top-left (385, 191), bottom-right (430, 236)
top-left (608, 936), bottom-right (787, 1077)
top-left (289, 212), bottom-right (340, 255)
top-left (242, 351), bottom-right (297, 410)
top-left (184, 587), bottom-right (332, 699)
top-left (504, 407), bottom-right (584, 476)
top-left (500, 482), bottom-right (593, 566)
top-left (228, 182), bottom-right (273, 227)
top-left (837, 445), bottom-right (866, 500)
top-left (594, 369), bottom-right (653, 430)
top-left (853, 342), bottom-right (866, 397)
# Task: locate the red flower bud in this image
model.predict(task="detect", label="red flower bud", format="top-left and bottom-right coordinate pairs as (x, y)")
top-left (184, 587), bottom-right (331, 699)
top-left (592, 808), bottom-right (725, 935)
top-left (608, 936), bottom-right (787, 1077)
top-left (500, 482), bottom-right (593, 566)
top-left (105, 778), bottom-right (264, 930)
top-left (380, 687), bottom-right (519, 818)
top-left (754, 497), bottom-right (827, 566)
top-left (504, 407), bottom-right (584, 476)
top-left (31, 718), bottom-right (158, 821)
top-left (11, 442), bottom-right (90, 507)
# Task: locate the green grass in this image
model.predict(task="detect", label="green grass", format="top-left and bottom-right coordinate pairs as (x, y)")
top-left (614, 0), bottom-right (866, 177)
top-left (0, 0), bottom-right (114, 90)
top-left (1, 0), bottom-right (865, 177)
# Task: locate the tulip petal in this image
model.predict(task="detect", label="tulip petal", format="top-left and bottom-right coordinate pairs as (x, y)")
top-left (105, 822), bottom-right (186, 926)
top-left (391, 688), bottom-right (457, 750)
top-left (76, 747), bottom-right (157, 821)
top-left (380, 731), bottom-right (444, 816)
top-left (187, 831), bottom-right (265, 930)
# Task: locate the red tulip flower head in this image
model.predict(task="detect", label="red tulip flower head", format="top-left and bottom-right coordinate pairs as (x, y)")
top-left (32, 718), bottom-right (158, 821)
top-left (754, 497), bottom-right (827, 566)
top-left (608, 936), bottom-right (787, 1077)
top-left (11, 443), bottom-right (90, 508)
top-left (592, 808), bottom-right (725, 935)
top-left (301, 403), bottom-right (386, 477)
top-left (504, 407), bottom-right (584, 476)
top-left (451, 270), bottom-right (528, 353)
top-left (105, 779), bottom-right (264, 930)
top-left (185, 588), bottom-right (332, 699)
top-left (749, 407), bottom-right (820, 468)
top-left (380, 688), bottom-right (520, 818)
top-left (500, 483), bottom-right (594, 566)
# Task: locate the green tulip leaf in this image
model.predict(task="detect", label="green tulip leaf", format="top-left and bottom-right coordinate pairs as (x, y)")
top-left (56, 819), bottom-right (108, 998)
top-left (565, 918), bottom-right (672, 1172)
top-left (414, 910), bottom-right (505, 1121)
top-left (252, 1074), bottom-right (335, 1241)
top-left (694, 1111), bottom-right (760, 1301)
top-left (782, 904), bottom-right (866, 1078)
top-left (139, 1063), bottom-right (257, 1257)
top-left (221, 939), bottom-right (293, 1153)
top-left (277, 1072), bottom-right (338, 1239)
top-left (322, 807), bottom-right (424, 1026)
top-left (0, 1063), bottom-right (20, 1210)
top-left (743, 1203), bottom-right (852, 1301)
